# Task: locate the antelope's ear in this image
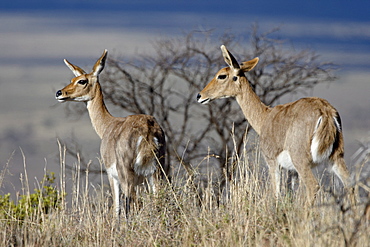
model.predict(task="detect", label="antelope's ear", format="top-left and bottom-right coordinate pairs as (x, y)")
top-left (221, 45), bottom-right (240, 70)
top-left (64, 59), bottom-right (86, 77)
top-left (92, 49), bottom-right (108, 76)
top-left (240, 57), bottom-right (259, 72)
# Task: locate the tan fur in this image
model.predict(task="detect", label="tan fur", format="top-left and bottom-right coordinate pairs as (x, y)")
top-left (56, 50), bottom-right (169, 216)
top-left (197, 45), bottom-right (353, 205)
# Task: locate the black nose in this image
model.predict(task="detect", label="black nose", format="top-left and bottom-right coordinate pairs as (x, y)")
top-left (196, 93), bottom-right (201, 101)
top-left (56, 90), bottom-right (62, 98)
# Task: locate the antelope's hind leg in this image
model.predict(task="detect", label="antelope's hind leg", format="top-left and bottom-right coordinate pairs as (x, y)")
top-left (331, 157), bottom-right (356, 205)
top-left (292, 157), bottom-right (319, 206)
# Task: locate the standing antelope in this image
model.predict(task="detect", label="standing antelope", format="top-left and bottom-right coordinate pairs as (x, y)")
top-left (197, 45), bottom-right (354, 205)
top-left (55, 50), bottom-right (169, 216)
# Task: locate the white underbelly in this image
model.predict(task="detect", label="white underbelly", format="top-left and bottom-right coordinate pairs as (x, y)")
top-left (277, 150), bottom-right (296, 171)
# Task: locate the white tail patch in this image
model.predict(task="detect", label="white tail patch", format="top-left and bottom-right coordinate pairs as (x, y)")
top-left (314, 116), bottom-right (322, 131)
top-left (153, 137), bottom-right (159, 148)
top-left (135, 136), bottom-right (144, 166)
top-left (311, 136), bottom-right (333, 163)
top-left (333, 116), bottom-right (341, 132)
top-left (311, 116), bottom-right (333, 163)
top-left (134, 136), bottom-right (157, 177)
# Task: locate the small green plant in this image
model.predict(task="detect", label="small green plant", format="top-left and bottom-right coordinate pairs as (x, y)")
top-left (0, 172), bottom-right (64, 222)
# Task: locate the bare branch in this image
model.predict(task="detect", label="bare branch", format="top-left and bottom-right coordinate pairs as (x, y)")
top-left (62, 26), bottom-right (337, 194)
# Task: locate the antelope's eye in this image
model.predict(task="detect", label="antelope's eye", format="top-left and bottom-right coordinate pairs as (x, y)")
top-left (217, 74), bottom-right (227, 80)
top-left (77, 79), bottom-right (88, 85)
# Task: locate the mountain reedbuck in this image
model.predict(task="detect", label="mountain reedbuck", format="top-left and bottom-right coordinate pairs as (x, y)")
top-left (197, 45), bottom-right (354, 205)
top-left (56, 50), bottom-right (169, 216)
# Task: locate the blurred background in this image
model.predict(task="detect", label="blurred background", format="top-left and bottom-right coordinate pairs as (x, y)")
top-left (0, 1), bottom-right (369, 195)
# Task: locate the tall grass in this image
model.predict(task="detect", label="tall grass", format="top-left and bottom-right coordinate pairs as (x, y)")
top-left (0, 140), bottom-right (369, 247)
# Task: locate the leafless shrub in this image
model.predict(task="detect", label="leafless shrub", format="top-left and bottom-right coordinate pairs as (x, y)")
top-left (62, 25), bottom-right (337, 194)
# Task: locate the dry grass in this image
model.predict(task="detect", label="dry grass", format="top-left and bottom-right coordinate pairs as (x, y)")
top-left (0, 143), bottom-right (369, 247)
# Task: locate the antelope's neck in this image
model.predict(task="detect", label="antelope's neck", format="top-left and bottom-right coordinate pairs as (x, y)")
top-left (235, 82), bottom-right (270, 135)
top-left (86, 83), bottom-right (114, 139)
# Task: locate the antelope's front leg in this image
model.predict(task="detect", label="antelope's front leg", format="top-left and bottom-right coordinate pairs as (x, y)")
top-left (107, 173), bottom-right (121, 217)
top-left (266, 159), bottom-right (281, 199)
top-left (292, 158), bottom-right (319, 206)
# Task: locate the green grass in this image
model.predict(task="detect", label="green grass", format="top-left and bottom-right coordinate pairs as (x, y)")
top-left (0, 143), bottom-right (369, 247)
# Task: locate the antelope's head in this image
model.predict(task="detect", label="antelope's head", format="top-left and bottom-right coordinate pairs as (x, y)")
top-left (197, 45), bottom-right (259, 104)
top-left (56, 50), bottom-right (108, 103)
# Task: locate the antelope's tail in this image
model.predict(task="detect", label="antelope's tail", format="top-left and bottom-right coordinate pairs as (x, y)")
top-left (311, 112), bottom-right (343, 163)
